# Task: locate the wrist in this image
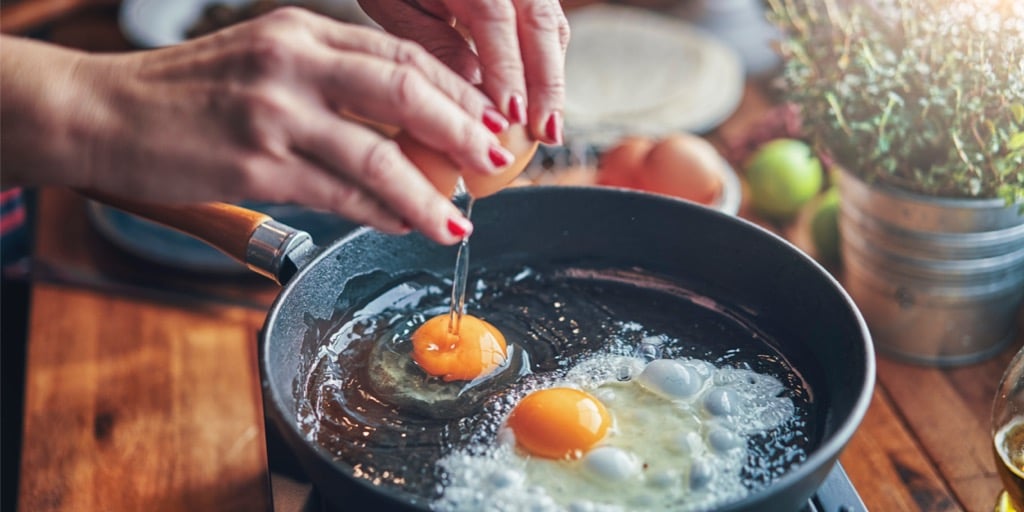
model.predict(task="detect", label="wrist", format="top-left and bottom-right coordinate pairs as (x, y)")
top-left (0, 37), bottom-right (120, 190)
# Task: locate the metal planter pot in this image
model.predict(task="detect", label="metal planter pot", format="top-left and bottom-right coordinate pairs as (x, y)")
top-left (837, 169), bottom-right (1024, 366)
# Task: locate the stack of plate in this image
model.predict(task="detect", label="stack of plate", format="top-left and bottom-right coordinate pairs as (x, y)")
top-left (563, 4), bottom-right (744, 147)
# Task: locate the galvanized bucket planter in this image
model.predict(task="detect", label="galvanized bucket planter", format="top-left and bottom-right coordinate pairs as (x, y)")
top-left (837, 169), bottom-right (1024, 366)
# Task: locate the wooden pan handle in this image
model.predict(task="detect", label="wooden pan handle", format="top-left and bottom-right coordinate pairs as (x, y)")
top-left (0, 0), bottom-right (108, 35)
top-left (82, 191), bottom-right (271, 264)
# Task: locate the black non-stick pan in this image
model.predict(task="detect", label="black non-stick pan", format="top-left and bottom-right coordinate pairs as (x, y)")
top-left (98, 186), bottom-right (874, 511)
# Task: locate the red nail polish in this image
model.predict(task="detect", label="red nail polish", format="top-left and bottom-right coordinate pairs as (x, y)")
top-left (489, 145), bottom-right (513, 167)
top-left (482, 107), bottom-right (509, 134)
top-left (447, 217), bottom-right (471, 238)
top-left (545, 111), bottom-right (563, 145)
top-left (508, 94), bottom-right (526, 124)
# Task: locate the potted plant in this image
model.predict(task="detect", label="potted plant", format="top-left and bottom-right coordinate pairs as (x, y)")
top-left (767, 0), bottom-right (1024, 365)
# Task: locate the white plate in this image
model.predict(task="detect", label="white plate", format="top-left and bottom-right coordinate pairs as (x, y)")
top-left (564, 5), bottom-right (744, 146)
top-left (119, 0), bottom-right (376, 48)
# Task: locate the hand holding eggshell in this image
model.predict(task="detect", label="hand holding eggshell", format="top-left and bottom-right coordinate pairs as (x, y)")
top-left (397, 123), bottom-right (540, 199)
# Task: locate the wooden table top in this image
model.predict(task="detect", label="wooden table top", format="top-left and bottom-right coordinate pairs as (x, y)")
top-left (10, 4), bottom-right (1023, 511)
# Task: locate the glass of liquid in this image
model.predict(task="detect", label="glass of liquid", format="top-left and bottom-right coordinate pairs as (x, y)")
top-left (994, 347), bottom-right (1024, 512)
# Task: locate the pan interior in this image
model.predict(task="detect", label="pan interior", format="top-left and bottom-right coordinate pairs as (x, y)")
top-left (295, 262), bottom-right (819, 507)
top-left (261, 187), bottom-right (872, 511)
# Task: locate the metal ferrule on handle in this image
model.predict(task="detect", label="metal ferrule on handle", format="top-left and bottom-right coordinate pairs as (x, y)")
top-left (79, 193), bottom-right (321, 285)
top-left (246, 220), bottom-right (314, 284)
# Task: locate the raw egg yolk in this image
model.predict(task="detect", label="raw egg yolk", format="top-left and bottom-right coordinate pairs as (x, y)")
top-left (506, 388), bottom-right (611, 460)
top-left (411, 314), bottom-right (508, 382)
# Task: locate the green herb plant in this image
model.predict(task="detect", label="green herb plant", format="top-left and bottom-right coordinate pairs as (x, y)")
top-left (768, 0), bottom-right (1024, 204)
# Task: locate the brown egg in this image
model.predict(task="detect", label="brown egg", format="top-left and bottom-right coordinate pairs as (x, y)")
top-left (551, 166), bottom-right (599, 186)
top-left (596, 136), bottom-right (654, 189)
top-left (635, 133), bottom-right (723, 205)
top-left (395, 125), bottom-right (538, 199)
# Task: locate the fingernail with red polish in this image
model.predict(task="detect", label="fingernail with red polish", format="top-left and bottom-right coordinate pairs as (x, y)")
top-left (545, 111), bottom-right (563, 145)
top-left (482, 107), bottom-right (509, 134)
top-left (488, 145), bottom-right (514, 168)
top-left (447, 216), bottom-right (472, 238)
top-left (508, 94), bottom-right (526, 124)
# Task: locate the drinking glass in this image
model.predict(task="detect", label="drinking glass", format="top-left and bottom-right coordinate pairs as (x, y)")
top-left (993, 346), bottom-right (1024, 511)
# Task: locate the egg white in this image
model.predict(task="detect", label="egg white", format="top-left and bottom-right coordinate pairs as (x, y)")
top-left (432, 352), bottom-right (797, 512)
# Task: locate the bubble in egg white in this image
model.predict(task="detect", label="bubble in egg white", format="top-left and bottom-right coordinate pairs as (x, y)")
top-left (567, 502), bottom-right (621, 512)
top-left (708, 428), bottom-right (744, 454)
top-left (689, 457), bottom-right (716, 489)
top-left (669, 431), bottom-right (705, 457)
top-left (488, 467), bottom-right (524, 489)
top-left (564, 355), bottom-right (644, 388)
top-left (582, 446), bottom-right (642, 482)
top-left (635, 359), bottom-right (705, 400)
top-left (703, 387), bottom-right (739, 417)
top-left (637, 336), bottom-right (664, 360)
top-left (640, 335), bottom-right (664, 346)
top-left (652, 470), bottom-right (681, 490)
top-left (567, 503), bottom-right (595, 512)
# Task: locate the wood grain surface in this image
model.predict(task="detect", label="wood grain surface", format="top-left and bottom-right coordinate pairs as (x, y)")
top-left (19, 284), bottom-right (271, 512)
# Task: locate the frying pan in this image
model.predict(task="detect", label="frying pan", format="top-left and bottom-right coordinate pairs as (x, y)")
top-left (97, 186), bottom-right (875, 511)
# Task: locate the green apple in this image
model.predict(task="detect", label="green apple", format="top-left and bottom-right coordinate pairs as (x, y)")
top-left (810, 187), bottom-right (841, 264)
top-left (745, 139), bottom-right (824, 220)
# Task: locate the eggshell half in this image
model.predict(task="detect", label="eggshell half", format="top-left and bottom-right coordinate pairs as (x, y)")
top-left (396, 125), bottom-right (539, 199)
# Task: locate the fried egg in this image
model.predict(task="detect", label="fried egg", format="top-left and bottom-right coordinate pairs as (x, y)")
top-left (432, 343), bottom-right (796, 511)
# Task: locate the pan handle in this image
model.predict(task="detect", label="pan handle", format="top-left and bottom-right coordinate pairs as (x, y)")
top-left (82, 191), bottom-right (318, 285)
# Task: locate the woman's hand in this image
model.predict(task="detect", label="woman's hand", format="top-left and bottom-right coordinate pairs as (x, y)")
top-left (358, 0), bottom-right (570, 145)
top-left (2, 8), bottom-right (521, 244)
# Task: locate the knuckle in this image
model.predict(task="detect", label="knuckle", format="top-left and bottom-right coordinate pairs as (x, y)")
top-left (535, 74), bottom-right (566, 97)
top-left (238, 8), bottom-right (320, 76)
top-left (557, 12), bottom-right (571, 49)
top-left (393, 40), bottom-right (429, 68)
top-left (519, 0), bottom-right (570, 50)
top-left (388, 66), bottom-right (428, 115)
top-left (262, 5), bottom-right (313, 26)
top-left (472, 0), bottom-right (516, 23)
top-left (247, 86), bottom-right (289, 117)
top-left (235, 155), bottom-right (273, 194)
top-left (520, 0), bottom-right (563, 32)
top-left (458, 121), bottom-right (485, 154)
top-left (240, 32), bottom-right (296, 77)
top-left (360, 139), bottom-right (404, 186)
top-left (327, 184), bottom-right (362, 210)
top-left (236, 88), bottom-right (289, 148)
top-left (488, 59), bottom-right (524, 77)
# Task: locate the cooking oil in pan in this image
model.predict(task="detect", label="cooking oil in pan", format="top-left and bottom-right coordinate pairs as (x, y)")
top-left (298, 266), bottom-right (814, 509)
